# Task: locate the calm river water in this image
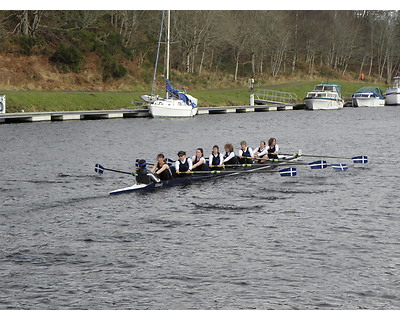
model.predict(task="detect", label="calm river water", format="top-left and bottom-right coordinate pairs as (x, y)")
top-left (1, 107), bottom-right (399, 309)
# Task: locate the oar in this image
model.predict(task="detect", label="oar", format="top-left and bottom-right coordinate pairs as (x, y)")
top-left (189, 167), bottom-right (297, 177)
top-left (95, 163), bottom-right (134, 175)
top-left (279, 153), bottom-right (368, 164)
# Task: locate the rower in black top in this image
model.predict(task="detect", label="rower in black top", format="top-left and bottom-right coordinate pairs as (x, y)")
top-left (191, 148), bottom-right (208, 172)
top-left (151, 153), bottom-right (173, 181)
top-left (267, 137), bottom-right (279, 160)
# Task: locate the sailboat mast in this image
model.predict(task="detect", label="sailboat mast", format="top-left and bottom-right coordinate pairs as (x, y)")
top-left (166, 10), bottom-right (170, 98)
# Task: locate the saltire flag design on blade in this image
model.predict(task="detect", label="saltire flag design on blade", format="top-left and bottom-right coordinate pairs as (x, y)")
top-left (352, 156), bottom-right (368, 164)
top-left (331, 164), bottom-right (348, 171)
top-left (95, 163), bottom-right (104, 174)
top-left (279, 167), bottom-right (297, 177)
top-left (309, 160), bottom-right (328, 169)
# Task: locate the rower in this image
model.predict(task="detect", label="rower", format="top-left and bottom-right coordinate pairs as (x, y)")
top-left (151, 153), bottom-right (173, 181)
top-left (209, 145), bottom-right (224, 168)
top-left (175, 151), bottom-right (193, 176)
top-left (223, 143), bottom-right (239, 165)
top-left (191, 148), bottom-right (208, 172)
top-left (136, 159), bottom-right (160, 184)
top-left (238, 140), bottom-right (254, 164)
top-left (267, 137), bottom-right (279, 160)
top-left (253, 140), bottom-right (268, 162)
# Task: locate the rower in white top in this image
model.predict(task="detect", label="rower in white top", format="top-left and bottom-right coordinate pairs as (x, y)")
top-left (209, 145), bottom-right (224, 168)
top-left (223, 143), bottom-right (239, 165)
top-left (238, 141), bottom-right (254, 164)
top-left (175, 151), bottom-right (193, 176)
top-left (253, 141), bottom-right (268, 162)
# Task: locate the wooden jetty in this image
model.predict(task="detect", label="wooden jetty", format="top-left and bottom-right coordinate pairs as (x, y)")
top-left (0, 104), bottom-right (304, 124)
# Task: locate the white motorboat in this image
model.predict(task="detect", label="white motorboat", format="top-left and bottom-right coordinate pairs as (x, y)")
top-left (148, 11), bottom-right (198, 118)
top-left (304, 83), bottom-right (344, 110)
top-left (385, 76), bottom-right (400, 105)
top-left (352, 87), bottom-right (385, 107)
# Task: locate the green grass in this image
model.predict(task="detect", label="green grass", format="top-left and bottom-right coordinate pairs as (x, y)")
top-left (3, 80), bottom-right (391, 112)
top-left (5, 92), bottom-right (145, 113)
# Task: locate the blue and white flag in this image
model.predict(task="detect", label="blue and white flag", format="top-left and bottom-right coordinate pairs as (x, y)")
top-left (166, 79), bottom-right (197, 108)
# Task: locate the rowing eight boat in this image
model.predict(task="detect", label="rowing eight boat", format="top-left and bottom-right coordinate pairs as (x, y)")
top-left (108, 154), bottom-right (301, 195)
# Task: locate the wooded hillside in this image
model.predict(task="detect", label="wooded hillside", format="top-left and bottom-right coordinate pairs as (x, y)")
top-left (0, 10), bottom-right (399, 91)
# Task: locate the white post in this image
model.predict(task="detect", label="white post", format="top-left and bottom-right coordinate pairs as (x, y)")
top-left (0, 95), bottom-right (5, 113)
top-left (249, 78), bottom-right (255, 106)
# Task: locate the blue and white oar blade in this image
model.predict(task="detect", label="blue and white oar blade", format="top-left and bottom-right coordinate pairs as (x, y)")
top-left (166, 158), bottom-right (175, 166)
top-left (280, 167), bottom-right (297, 177)
top-left (309, 160), bottom-right (327, 169)
top-left (95, 163), bottom-right (104, 174)
top-left (352, 156), bottom-right (368, 164)
top-left (331, 164), bottom-right (348, 171)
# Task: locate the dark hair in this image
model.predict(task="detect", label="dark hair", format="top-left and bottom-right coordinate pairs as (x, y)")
top-left (177, 151), bottom-right (186, 157)
top-left (157, 153), bottom-right (165, 159)
top-left (138, 159), bottom-right (147, 167)
top-left (268, 138), bottom-right (276, 146)
top-left (196, 148), bottom-right (204, 156)
top-left (213, 145), bottom-right (219, 150)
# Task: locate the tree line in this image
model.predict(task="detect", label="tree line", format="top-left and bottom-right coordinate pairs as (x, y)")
top-left (1, 10), bottom-right (399, 83)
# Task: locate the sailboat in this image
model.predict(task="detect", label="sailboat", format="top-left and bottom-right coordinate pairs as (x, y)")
top-left (148, 10), bottom-right (198, 118)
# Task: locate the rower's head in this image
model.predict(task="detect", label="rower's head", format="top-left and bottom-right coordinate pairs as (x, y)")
top-left (224, 143), bottom-right (233, 152)
top-left (138, 159), bottom-right (147, 167)
top-left (177, 151), bottom-right (186, 159)
top-left (196, 148), bottom-right (204, 157)
top-left (240, 141), bottom-right (247, 150)
top-left (212, 145), bottom-right (219, 154)
top-left (260, 141), bottom-right (266, 148)
top-left (268, 138), bottom-right (276, 147)
top-left (157, 153), bottom-right (165, 163)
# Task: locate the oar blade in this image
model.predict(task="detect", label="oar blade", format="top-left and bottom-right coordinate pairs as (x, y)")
top-left (166, 158), bottom-right (175, 166)
top-left (331, 164), bottom-right (348, 171)
top-left (352, 156), bottom-right (368, 164)
top-left (309, 160), bottom-right (328, 169)
top-left (95, 163), bottom-right (104, 174)
top-left (279, 167), bottom-right (297, 177)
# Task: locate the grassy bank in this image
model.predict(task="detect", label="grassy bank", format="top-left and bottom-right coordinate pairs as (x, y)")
top-left (3, 80), bottom-right (390, 113)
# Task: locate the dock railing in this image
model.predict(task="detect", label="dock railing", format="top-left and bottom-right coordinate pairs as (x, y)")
top-left (254, 89), bottom-right (298, 105)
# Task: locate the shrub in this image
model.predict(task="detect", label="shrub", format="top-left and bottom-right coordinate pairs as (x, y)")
top-left (50, 43), bottom-right (84, 73)
top-left (102, 55), bottom-right (127, 81)
top-left (16, 36), bottom-right (38, 55)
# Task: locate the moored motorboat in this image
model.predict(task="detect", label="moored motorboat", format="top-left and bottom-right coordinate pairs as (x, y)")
top-left (351, 86), bottom-right (385, 107)
top-left (385, 76), bottom-right (400, 105)
top-left (304, 83), bottom-right (344, 110)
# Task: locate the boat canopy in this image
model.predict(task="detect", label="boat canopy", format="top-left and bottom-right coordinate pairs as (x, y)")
top-left (354, 86), bottom-right (383, 98)
top-left (313, 83), bottom-right (342, 97)
top-left (166, 79), bottom-right (197, 108)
